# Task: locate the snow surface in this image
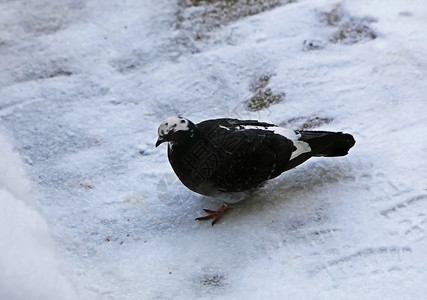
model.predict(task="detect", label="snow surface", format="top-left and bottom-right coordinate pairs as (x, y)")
top-left (1, 0), bottom-right (426, 299)
top-left (0, 131), bottom-right (77, 300)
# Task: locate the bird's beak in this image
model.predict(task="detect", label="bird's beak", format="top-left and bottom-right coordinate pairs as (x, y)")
top-left (155, 138), bottom-right (164, 147)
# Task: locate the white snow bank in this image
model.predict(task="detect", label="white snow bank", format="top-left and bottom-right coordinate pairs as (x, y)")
top-left (0, 131), bottom-right (78, 300)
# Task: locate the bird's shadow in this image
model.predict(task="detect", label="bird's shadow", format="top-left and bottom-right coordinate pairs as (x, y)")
top-left (197, 159), bottom-right (357, 225)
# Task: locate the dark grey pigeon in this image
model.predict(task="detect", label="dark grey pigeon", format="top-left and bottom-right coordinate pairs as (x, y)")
top-left (156, 117), bottom-right (355, 225)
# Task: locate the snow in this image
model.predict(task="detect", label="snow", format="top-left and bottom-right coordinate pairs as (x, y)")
top-left (0, 132), bottom-right (77, 300)
top-left (1, 0), bottom-right (426, 299)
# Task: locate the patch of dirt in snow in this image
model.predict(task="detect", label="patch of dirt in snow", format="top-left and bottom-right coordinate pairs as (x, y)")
top-left (245, 74), bottom-right (285, 112)
top-left (175, 0), bottom-right (292, 41)
top-left (280, 116), bottom-right (333, 131)
top-left (319, 4), bottom-right (377, 45)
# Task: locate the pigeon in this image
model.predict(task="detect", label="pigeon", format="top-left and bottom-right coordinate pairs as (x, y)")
top-left (156, 117), bottom-right (355, 225)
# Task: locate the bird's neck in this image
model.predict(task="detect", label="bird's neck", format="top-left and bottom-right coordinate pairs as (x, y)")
top-left (169, 128), bottom-right (200, 153)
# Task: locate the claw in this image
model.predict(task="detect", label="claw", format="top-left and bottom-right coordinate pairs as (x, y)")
top-left (195, 204), bottom-right (232, 226)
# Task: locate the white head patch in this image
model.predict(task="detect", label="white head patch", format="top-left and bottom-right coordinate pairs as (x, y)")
top-left (158, 117), bottom-right (190, 137)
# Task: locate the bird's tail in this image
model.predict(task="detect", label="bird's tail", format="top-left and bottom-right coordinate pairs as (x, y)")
top-left (299, 131), bottom-right (355, 157)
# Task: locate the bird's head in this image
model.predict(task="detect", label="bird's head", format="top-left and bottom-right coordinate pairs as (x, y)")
top-left (155, 117), bottom-right (195, 147)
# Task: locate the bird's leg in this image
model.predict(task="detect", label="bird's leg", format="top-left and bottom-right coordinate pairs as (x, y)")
top-left (195, 204), bottom-right (232, 226)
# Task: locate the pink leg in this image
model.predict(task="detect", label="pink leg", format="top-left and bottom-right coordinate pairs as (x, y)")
top-left (195, 204), bottom-right (232, 226)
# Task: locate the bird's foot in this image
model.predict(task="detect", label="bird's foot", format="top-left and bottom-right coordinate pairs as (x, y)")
top-left (195, 204), bottom-right (232, 226)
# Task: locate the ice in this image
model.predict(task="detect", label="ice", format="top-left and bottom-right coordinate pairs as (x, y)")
top-left (1, 0), bottom-right (427, 299)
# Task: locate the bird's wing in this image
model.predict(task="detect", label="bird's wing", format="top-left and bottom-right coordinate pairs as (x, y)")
top-left (205, 126), bottom-right (295, 192)
top-left (197, 118), bottom-right (276, 132)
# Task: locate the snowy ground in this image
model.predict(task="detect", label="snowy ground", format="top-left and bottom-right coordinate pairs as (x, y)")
top-left (1, 0), bottom-right (426, 299)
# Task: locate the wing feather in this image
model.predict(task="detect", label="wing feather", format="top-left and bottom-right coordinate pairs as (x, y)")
top-left (206, 127), bottom-right (294, 192)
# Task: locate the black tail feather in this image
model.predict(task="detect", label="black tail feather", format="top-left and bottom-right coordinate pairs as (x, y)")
top-left (300, 131), bottom-right (355, 157)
